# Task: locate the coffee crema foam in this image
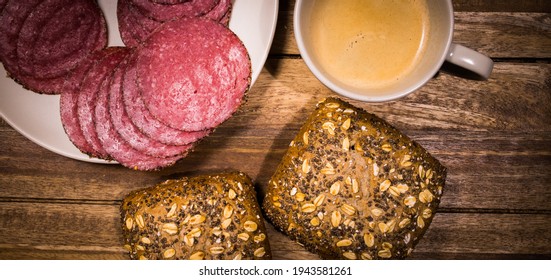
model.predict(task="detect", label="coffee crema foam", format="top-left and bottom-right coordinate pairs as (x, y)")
top-left (309, 0), bottom-right (430, 91)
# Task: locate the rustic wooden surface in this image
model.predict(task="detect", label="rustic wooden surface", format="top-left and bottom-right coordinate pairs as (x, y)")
top-left (1, 0), bottom-right (550, 260)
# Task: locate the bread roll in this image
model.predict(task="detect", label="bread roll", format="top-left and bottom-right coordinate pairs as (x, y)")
top-left (263, 97), bottom-right (447, 259)
top-left (121, 172), bottom-right (271, 260)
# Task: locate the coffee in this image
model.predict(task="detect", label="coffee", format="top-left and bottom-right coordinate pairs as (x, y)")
top-left (309, 0), bottom-right (430, 90)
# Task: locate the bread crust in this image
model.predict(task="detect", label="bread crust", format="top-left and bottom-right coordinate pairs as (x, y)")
top-left (121, 172), bottom-right (272, 260)
top-left (263, 97), bottom-right (447, 259)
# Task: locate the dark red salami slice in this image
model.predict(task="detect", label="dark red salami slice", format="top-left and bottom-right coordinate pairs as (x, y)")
top-left (16, 0), bottom-right (107, 79)
top-left (0, 0), bottom-right (42, 66)
top-left (204, 0), bottom-right (231, 24)
top-left (123, 53), bottom-right (210, 145)
top-left (60, 48), bottom-right (121, 157)
top-left (77, 47), bottom-right (129, 159)
top-left (151, 0), bottom-right (190, 5)
top-left (95, 56), bottom-right (187, 170)
top-left (108, 55), bottom-right (196, 158)
top-left (131, 0), bottom-right (218, 22)
top-left (118, 0), bottom-right (160, 47)
top-left (136, 17), bottom-right (251, 131)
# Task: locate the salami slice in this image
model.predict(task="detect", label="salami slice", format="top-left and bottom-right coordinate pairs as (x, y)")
top-left (123, 53), bottom-right (210, 146)
top-left (77, 47), bottom-right (129, 159)
top-left (150, 0), bottom-right (190, 5)
top-left (0, 0), bottom-right (42, 66)
top-left (130, 0), bottom-right (218, 22)
top-left (108, 55), bottom-right (196, 158)
top-left (136, 17), bottom-right (251, 131)
top-left (95, 56), bottom-right (187, 170)
top-left (16, 0), bottom-right (107, 79)
top-left (60, 48), bottom-right (119, 157)
top-left (204, 0), bottom-right (231, 25)
top-left (118, 0), bottom-right (160, 47)
top-left (0, 0), bottom-right (107, 94)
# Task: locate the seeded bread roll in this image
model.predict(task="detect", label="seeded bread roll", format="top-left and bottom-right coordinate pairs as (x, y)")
top-left (263, 97), bottom-right (447, 260)
top-left (121, 172), bottom-right (271, 260)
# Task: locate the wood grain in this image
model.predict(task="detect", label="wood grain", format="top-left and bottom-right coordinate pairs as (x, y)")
top-left (270, 12), bottom-right (551, 58)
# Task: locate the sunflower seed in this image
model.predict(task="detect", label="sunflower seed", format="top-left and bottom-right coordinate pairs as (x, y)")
top-left (221, 218), bottom-right (232, 229)
top-left (301, 203), bottom-right (316, 213)
top-left (341, 118), bottom-right (351, 130)
top-left (379, 180), bottom-right (391, 192)
top-left (371, 208), bottom-right (384, 217)
top-left (189, 214), bottom-right (206, 225)
top-left (419, 189), bottom-right (434, 204)
top-left (134, 214), bottom-right (145, 229)
top-left (228, 189), bottom-right (237, 199)
top-left (330, 182), bottom-right (341, 195)
top-left (166, 203), bottom-right (178, 218)
top-left (209, 247), bottom-right (225, 255)
top-left (322, 122), bottom-right (336, 135)
top-left (331, 211), bottom-right (342, 227)
top-left (417, 216), bottom-right (425, 228)
top-left (336, 239), bottom-right (353, 247)
top-left (254, 233), bottom-right (266, 243)
top-left (343, 252), bottom-right (357, 260)
top-left (341, 204), bottom-right (357, 216)
top-left (223, 205), bottom-right (234, 219)
top-left (342, 137), bottom-right (350, 151)
top-left (244, 221), bottom-right (258, 232)
top-left (399, 218), bottom-right (411, 228)
top-left (238, 233), bottom-right (250, 241)
top-left (302, 158), bottom-right (311, 174)
top-left (162, 223), bottom-right (178, 235)
top-left (310, 217), bottom-right (320, 226)
top-left (404, 196), bottom-right (417, 207)
top-left (125, 217), bottom-right (133, 230)
top-left (378, 249), bottom-right (392, 258)
top-left (189, 251), bottom-right (205, 260)
top-left (254, 247), bottom-right (266, 258)
top-left (189, 228), bottom-right (202, 238)
top-left (313, 194), bottom-right (326, 207)
top-left (422, 208), bottom-right (432, 219)
top-left (363, 232), bottom-right (375, 247)
top-left (163, 248), bottom-right (176, 259)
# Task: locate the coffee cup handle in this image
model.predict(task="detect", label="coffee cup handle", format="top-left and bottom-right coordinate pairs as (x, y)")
top-left (446, 43), bottom-right (494, 79)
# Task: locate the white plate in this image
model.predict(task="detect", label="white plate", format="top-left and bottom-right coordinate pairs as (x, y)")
top-left (0, 0), bottom-right (278, 164)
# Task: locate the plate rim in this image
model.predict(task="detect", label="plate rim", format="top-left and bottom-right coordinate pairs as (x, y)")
top-left (0, 0), bottom-right (279, 164)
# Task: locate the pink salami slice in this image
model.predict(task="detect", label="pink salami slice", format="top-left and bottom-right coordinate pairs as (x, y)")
top-left (130, 0), bottom-right (218, 22)
top-left (108, 55), bottom-right (196, 158)
top-left (60, 48), bottom-right (118, 157)
top-left (77, 47), bottom-right (130, 159)
top-left (16, 0), bottom-right (107, 79)
top-left (95, 56), bottom-right (187, 170)
top-left (136, 17), bottom-right (251, 131)
top-left (123, 53), bottom-right (210, 146)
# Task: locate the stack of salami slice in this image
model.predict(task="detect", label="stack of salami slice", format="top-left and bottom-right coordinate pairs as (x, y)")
top-left (118, 0), bottom-right (232, 47)
top-left (0, 0), bottom-right (251, 171)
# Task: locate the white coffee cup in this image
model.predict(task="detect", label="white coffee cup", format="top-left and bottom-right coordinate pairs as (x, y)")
top-left (294, 0), bottom-right (494, 102)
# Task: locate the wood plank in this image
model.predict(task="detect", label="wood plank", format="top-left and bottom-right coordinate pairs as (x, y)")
top-left (0, 202), bottom-right (549, 259)
top-left (270, 12), bottom-right (551, 58)
top-left (452, 0), bottom-right (551, 12)
top-left (278, 0), bottom-right (551, 13)
top-left (1, 62), bottom-right (550, 211)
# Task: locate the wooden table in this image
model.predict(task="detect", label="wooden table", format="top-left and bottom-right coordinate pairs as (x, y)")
top-left (1, 0), bottom-right (550, 260)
